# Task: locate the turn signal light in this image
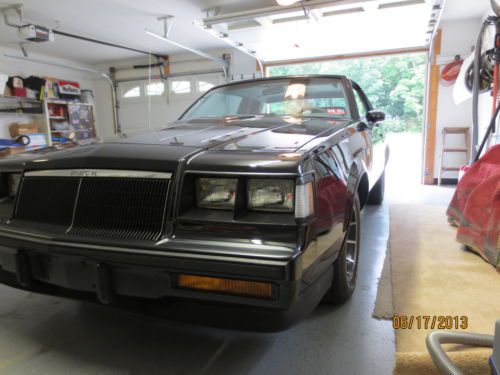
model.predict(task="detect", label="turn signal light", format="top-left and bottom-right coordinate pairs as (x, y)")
top-left (177, 274), bottom-right (273, 299)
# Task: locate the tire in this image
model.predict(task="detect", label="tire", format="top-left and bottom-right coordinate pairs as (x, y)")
top-left (367, 171), bottom-right (385, 205)
top-left (322, 193), bottom-right (361, 304)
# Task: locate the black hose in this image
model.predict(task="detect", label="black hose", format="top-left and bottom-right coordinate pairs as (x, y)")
top-left (471, 22), bottom-right (487, 163)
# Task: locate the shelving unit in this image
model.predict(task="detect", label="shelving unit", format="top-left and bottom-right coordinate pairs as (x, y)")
top-left (43, 99), bottom-right (96, 146)
top-left (0, 95), bottom-right (97, 151)
top-left (0, 95), bottom-right (49, 152)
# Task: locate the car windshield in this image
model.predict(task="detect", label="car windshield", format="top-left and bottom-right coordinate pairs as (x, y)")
top-left (181, 77), bottom-right (351, 120)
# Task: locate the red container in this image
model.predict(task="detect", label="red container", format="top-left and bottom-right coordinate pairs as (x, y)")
top-left (11, 87), bottom-right (27, 97)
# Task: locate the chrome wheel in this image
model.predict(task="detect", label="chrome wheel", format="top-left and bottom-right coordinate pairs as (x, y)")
top-left (345, 207), bottom-right (359, 283)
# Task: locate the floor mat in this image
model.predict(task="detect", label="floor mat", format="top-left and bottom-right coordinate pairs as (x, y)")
top-left (375, 204), bottom-right (499, 374)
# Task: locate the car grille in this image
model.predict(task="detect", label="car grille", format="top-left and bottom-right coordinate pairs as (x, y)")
top-left (14, 171), bottom-right (171, 241)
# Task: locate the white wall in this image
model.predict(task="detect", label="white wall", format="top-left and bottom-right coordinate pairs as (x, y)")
top-left (93, 48), bottom-right (261, 138)
top-left (0, 46), bottom-right (101, 139)
top-left (434, 18), bottom-right (480, 179)
top-left (477, 9), bottom-right (500, 148)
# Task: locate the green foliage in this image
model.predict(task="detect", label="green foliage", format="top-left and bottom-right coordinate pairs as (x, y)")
top-left (267, 53), bottom-right (426, 133)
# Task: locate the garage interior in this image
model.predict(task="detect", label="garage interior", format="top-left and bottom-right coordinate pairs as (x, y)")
top-left (0, 0), bottom-right (499, 374)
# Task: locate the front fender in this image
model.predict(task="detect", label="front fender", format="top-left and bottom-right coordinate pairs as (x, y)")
top-left (344, 159), bottom-right (368, 229)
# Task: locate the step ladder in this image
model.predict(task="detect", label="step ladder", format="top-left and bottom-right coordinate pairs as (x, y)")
top-left (438, 127), bottom-right (470, 186)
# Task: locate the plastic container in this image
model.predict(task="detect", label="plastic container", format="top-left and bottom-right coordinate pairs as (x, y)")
top-left (491, 320), bottom-right (500, 375)
top-left (81, 89), bottom-right (94, 105)
top-left (0, 73), bottom-right (8, 95)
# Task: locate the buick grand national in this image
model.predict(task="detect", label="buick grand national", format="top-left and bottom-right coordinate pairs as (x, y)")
top-left (0, 76), bottom-right (388, 331)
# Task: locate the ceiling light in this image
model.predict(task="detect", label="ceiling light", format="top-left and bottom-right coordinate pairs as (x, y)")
top-left (378, 0), bottom-right (425, 10)
top-left (322, 7), bottom-right (364, 17)
top-left (276, 0), bottom-right (301, 5)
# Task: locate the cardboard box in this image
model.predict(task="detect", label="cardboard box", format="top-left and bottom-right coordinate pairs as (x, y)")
top-left (10, 123), bottom-right (39, 137)
top-left (0, 146), bottom-right (25, 158)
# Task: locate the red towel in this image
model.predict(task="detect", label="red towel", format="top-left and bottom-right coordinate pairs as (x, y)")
top-left (447, 144), bottom-right (500, 271)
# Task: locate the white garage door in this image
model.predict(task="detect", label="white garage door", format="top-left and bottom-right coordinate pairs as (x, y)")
top-left (117, 73), bottom-right (225, 134)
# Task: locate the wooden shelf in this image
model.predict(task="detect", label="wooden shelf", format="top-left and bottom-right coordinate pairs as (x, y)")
top-left (51, 129), bottom-right (89, 133)
top-left (0, 111), bottom-right (44, 118)
top-left (46, 99), bottom-right (93, 106)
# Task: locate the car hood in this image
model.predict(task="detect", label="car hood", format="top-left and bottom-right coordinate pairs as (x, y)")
top-left (0, 116), bottom-right (352, 173)
top-left (118, 116), bottom-right (351, 152)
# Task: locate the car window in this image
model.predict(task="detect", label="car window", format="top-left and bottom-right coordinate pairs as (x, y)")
top-left (184, 92), bottom-right (243, 118)
top-left (266, 97), bottom-right (348, 118)
top-left (353, 89), bottom-right (368, 119)
top-left (182, 78), bottom-right (351, 120)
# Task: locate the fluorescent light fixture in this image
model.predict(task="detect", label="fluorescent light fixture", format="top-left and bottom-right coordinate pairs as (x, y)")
top-left (276, 0), bottom-right (301, 5)
top-left (272, 15), bottom-right (309, 24)
top-left (322, 7), bottom-right (364, 17)
top-left (192, 21), bottom-right (265, 74)
top-left (145, 29), bottom-right (228, 77)
top-left (378, 0), bottom-right (426, 9)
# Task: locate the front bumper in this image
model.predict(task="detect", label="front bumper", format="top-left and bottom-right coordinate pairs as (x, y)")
top-left (0, 229), bottom-right (331, 331)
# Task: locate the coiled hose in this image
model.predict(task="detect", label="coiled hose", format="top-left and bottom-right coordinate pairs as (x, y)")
top-left (426, 331), bottom-right (493, 375)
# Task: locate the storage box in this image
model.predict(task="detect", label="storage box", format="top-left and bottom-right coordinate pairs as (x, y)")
top-left (11, 87), bottom-right (27, 97)
top-left (25, 133), bottom-right (47, 149)
top-left (10, 123), bottom-right (39, 137)
top-left (0, 73), bottom-right (7, 96)
top-left (0, 146), bottom-right (25, 158)
top-left (58, 80), bottom-right (81, 98)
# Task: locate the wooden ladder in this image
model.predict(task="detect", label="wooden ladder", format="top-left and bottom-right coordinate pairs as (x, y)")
top-left (438, 127), bottom-right (470, 186)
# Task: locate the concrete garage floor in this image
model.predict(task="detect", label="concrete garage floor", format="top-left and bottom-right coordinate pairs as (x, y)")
top-left (0, 133), bottom-right (455, 375)
top-left (0, 205), bottom-right (392, 375)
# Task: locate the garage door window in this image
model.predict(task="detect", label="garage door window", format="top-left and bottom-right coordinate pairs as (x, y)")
top-left (171, 80), bottom-right (191, 95)
top-left (122, 84), bottom-right (141, 99)
top-left (146, 81), bottom-right (165, 96)
top-left (198, 79), bottom-right (217, 93)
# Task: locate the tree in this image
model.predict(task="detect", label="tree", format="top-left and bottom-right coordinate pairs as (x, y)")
top-left (268, 53), bottom-right (426, 133)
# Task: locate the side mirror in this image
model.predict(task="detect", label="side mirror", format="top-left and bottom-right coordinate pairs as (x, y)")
top-left (366, 110), bottom-right (385, 123)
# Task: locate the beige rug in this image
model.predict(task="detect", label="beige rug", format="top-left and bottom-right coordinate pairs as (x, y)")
top-left (374, 204), bottom-right (500, 374)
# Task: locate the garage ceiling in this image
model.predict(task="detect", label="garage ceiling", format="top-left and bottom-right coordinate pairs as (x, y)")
top-left (0, 0), bottom-right (479, 65)
top-left (0, 0), bottom-right (228, 64)
top-left (199, 0), bottom-right (441, 62)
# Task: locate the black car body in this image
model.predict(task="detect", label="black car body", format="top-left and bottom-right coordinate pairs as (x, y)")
top-left (0, 76), bottom-right (388, 331)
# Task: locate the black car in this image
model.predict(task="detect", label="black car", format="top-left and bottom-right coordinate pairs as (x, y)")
top-left (0, 75), bottom-right (388, 331)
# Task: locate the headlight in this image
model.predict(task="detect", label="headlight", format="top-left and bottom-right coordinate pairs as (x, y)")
top-left (196, 178), bottom-right (237, 210)
top-left (247, 179), bottom-right (294, 212)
